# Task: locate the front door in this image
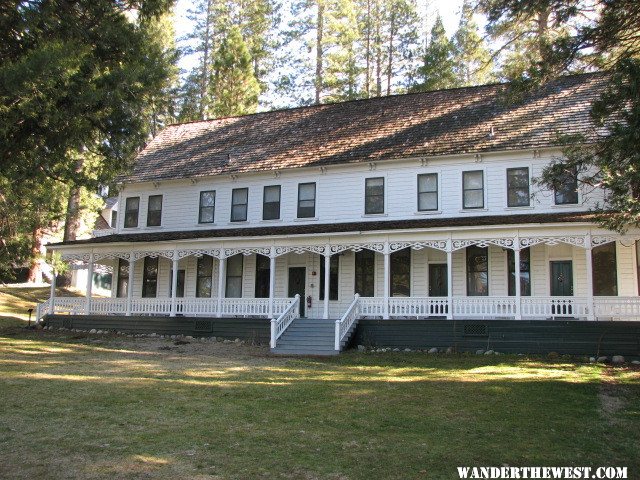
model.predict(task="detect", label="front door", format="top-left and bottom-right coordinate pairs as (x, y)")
top-left (550, 261), bottom-right (573, 296)
top-left (288, 267), bottom-right (306, 317)
top-left (169, 269), bottom-right (185, 298)
top-left (428, 264), bottom-right (448, 297)
top-left (550, 261), bottom-right (573, 316)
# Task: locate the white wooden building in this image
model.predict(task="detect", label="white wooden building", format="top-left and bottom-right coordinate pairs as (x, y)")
top-left (42, 73), bottom-right (640, 354)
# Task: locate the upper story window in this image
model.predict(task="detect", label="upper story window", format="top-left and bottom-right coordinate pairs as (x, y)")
top-left (146, 195), bottom-right (163, 227)
top-left (231, 188), bottom-right (248, 222)
top-left (554, 168), bottom-right (579, 205)
top-left (463, 170), bottom-right (484, 209)
top-left (507, 167), bottom-right (530, 207)
top-left (417, 173), bottom-right (438, 211)
top-left (297, 182), bottom-right (316, 218)
top-left (263, 185), bottom-right (281, 220)
top-left (365, 177), bottom-right (385, 214)
top-left (199, 190), bottom-right (216, 224)
top-left (124, 197), bottom-right (139, 228)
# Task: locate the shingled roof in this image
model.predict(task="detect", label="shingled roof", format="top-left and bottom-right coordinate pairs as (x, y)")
top-left (123, 73), bottom-right (607, 183)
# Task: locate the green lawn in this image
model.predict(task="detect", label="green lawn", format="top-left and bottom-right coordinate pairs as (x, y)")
top-left (0, 285), bottom-right (79, 320)
top-left (0, 319), bottom-right (639, 479)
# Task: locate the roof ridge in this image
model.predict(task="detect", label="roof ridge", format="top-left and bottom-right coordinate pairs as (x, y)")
top-left (166, 71), bottom-right (606, 128)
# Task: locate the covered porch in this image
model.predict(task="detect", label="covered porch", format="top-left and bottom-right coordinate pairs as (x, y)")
top-left (42, 226), bottom-right (640, 324)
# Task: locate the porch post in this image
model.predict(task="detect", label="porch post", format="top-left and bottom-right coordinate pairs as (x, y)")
top-left (446, 242), bottom-right (453, 320)
top-left (126, 257), bottom-right (135, 316)
top-left (217, 256), bottom-right (226, 318)
top-left (323, 246), bottom-right (331, 319)
top-left (585, 235), bottom-right (595, 320)
top-left (49, 268), bottom-right (56, 313)
top-left (383, 242), bottom-right (390, 320)
top-left (268, 249), bottom-right (276, 318)
top-left (170, 256), bottom-right (179, 317)
top-left (514, 244), bottom-right (522, 320)
top-left (85, 254), bottom-right (94, 315)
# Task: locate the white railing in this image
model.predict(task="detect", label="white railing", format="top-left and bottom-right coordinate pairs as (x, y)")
top-left (50, 297), bottom-right (86, 315)
top-left (270, 294), bottom-right (300, 348)
top-left (359, 297), bottom-right (385, 317)
top-left (521, 297), bottom-right (589, 319)
top-left (389, 297), bottom-right (450, 317)
top-left (594, 296), bottom-right (640, 319)
top-left (37, 296), bottom-right (640, 322)
top-left (89, 298), bottom-right (128, 315)
top-left (453, 296), bottom-right (517, 318)
top-left (335, 294), bottom-right (360, 350)
top-left (130, 298), bottom-right (173, 315)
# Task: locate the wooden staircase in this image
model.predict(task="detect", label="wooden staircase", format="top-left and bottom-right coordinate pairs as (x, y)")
top-left (270, 318), bottom-right (357, 356)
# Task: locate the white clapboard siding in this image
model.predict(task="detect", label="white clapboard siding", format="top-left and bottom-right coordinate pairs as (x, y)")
top-left (115, 149), bottom-right (604, 234)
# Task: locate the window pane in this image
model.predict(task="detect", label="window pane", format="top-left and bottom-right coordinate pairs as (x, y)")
top-left (366, 177), bottom-right (384, 194)
top-left (148, 195), bottom-right (162, 210)
top-left (298, 183), bottom-right (316, 218)
top-left (264, 185), bottom-right (280, 203)
top-left (142, 257), bottom-right (158, 298)
top-left (464, 190), bottom-right (484, 208)
top-left (355, 250), bottom-right (375, 297)
top-left (592, 242), bottom-right (618, 296)
top-left (231, 205), bottom-right (247, 221)
top-left (507, 168), bottom-right (530, 207)
top-left (390, 248), bottom-right (411, 297)
top-left (418, 192), bottom-right (438, 211)
top-left (227, 254), bottom-right (243, 276)
top-left (466, 246), bottom-right (488, 296)
top-left (263, 203), bottom-right (279, 220)
top-left (299, 183), bottom-right (315, 201)
top-left (418, 173), bottom-right (437, 192)
top-left (232, 188), bottom-right (248, 204)
top-left (508, 189), bottom-right (530, 207)
top-left (226, 278), bottom-right (242, 298)
top-left (555, 170), bottom-right (579, 205)
top-left (255, 255), bottom-right (270, 298)
top-left (365, 194), bottom-right (384, 214)
top-left (200, 191), bottom-right (215, 207)
top-left (199, 206), bottom-right (214, 223)
top-left (463, 171), bottom-right (483, 189)
top-left (126, 197), bottom-right (139, 212)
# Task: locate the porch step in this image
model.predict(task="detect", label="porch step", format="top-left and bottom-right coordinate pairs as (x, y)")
top-left (271, 318), bottom-right (357, 356)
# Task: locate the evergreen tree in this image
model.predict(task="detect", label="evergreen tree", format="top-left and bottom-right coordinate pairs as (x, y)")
top-left (482, 0), bottom-right (640, 231)
top-left (209, 26), bottom-right (261, 117)
top-left (452, 0), bottom-right (494, 86)
top-left (410, 15), bottom-right (457, 92)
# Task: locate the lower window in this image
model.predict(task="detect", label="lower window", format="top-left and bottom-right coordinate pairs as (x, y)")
top-left (466, 246), bottom-right (488, 296)
top-left (225, 254), bottom-right (243, 298)
top-left (390, 248), bottom-right (411, 297)
top-left (142, 257), bottom-right (158, 298)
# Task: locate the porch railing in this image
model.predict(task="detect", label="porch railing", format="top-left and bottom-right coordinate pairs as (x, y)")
top-left (335, 294), bottom-right (360, 350)
top-left (37, 295), bottom-right (640, 323)
top-left (270, 294), bottom-right (300, 348)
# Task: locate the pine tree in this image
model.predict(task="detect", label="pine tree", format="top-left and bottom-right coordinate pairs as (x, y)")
top-left (452, 0), bottom-right (494, 86)
top-left (410, 15), bottom-right (457, 92)
top-left (209, 25), bottom-right (261, 117)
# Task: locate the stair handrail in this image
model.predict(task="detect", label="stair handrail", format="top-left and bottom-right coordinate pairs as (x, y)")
top-left (270, 294), bottom-right (300, 348)
top-left (334, 294), bottom-right (360, 351)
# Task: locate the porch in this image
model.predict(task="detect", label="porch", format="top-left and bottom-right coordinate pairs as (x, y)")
top-left (43, 226), bottom-right (640, 352)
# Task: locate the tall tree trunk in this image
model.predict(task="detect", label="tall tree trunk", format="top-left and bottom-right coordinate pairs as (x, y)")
top-left (536, 7), bottom-right (550, 64)
top-left (58, 159), bottom-right (84, 287)
top-left (26, 227), bottom-right (42, 284)
top-left (365, 0), bottom-right (371, 98)
top-left (374, 0), bottom-right (381, 97)
top-left (199, 0), bottom-right (214, 119)
top-left (315, 0), bottom-right (324, 104)
top-left (386, 10), bottom-right (396, 96)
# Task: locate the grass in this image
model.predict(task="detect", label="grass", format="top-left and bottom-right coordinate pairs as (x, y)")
top-left (0, 318), bottom-right (638, 479)
top-left (0, 285), bottom-right (80, 320)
